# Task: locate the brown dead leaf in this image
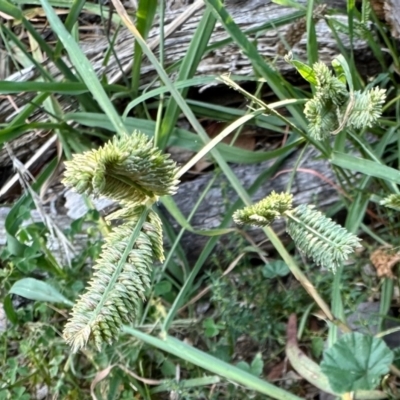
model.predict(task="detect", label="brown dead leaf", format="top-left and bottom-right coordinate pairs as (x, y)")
top-left (370, 246), bottom-right (400, 279)
top-left (266, 359), bottom-right (286, 381)
top-left (370, 0), bottom-right (385, 20)
top-left (90, 365), bottom-right (116, 400)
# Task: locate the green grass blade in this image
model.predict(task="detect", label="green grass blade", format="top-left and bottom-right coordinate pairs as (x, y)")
top-left (66, 111), bottom-right (302, 164)
top-left (54, 0), bottom-right (86, 56)
top-left (131, 0), bottom-right (158, 97)
top-left (5, 158), bottom-right (58, 256)
top-left (0, 122), bottom-right (61, 143)
top-left (122, 76), bottom-right (217, 118)
top-left (162, 234), bottom-right (221, 331)
top-left (380, 278), bottom-right (394, 332)
top-left (204, 0), bottom-right (305, 129)
top-left (187, 98), bottom-right (287, 131)
top-left (306, 0), bottom-right (318, 65)
top-left (151, 376), bottom-right (220, 394)
top-left (0, 24), bottom-right (53, 80)
top-left (161, 196), bottom-right (232, 237)
top-left (0, 1), bottom-right (100, 112)
top-left (157, 6), bottom-right (217, 149)
top-left (331, 151), bottom-right (400, 185)
top-left (0, 92), bottom-right (50, 143)
top-left (0, 81), bottom-right (125, 95)
top-left (121, 327), bottom-right (303, 400)
top-left (38, 0), bottom-right (127, 135)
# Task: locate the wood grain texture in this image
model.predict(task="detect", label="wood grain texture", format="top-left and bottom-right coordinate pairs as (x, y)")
top-left (19, 146), bottom-right (339, 264)
top-left (384, 0), bottom-right (400, 38)
top-left (0, 0), bottom-right (374, 170)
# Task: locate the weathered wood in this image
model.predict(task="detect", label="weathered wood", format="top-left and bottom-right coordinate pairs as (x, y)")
top-left (0, 0), bottom-right (374, 171)
top-left (384, 0), bottom-right (400, 38)
top-left (158, 147), bottom-right (340, 261)
top-left (0, 146), bottom-right (339, 263)
top-left (0, 0), bottom-right (377, 262)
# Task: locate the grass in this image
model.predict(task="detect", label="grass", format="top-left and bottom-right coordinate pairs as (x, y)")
top-left (1, 0), bottom-right (400, 398)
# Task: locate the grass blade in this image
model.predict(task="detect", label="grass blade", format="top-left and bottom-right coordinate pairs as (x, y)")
top-left (331, 152), bottom-right (400, 185)
top-left (205, 0), bottom-right (305, 129)
top-left (122, 327), bottom-right (304, 400)
top-left (38, 0), bottom-right (127, 135)
top-left (157, 5), bottom-right (217, 148)
top-left (131, 0), bottom-right (158, 97)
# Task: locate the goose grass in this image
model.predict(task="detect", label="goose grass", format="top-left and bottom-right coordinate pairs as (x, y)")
top-left (63, 131), bottom-right (179, 203)
top-left (2, 0), bottom-right (400, 397)
top-left (232, 191), bottom-right (293, 227)
top-left (295, 58), bottom-right (387, 140)
top-left (286, 204), bottom-right (362, 272)
top-left (234, 192), bottom-right (361, 272)
top-left (62, 131), bottom-right (179, 352)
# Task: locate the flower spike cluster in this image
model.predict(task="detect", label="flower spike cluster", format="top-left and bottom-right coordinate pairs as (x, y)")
top-left (286, 205), bottom-right (361, 272)
top-left (63, 132), bottom-right (179, 204)
top-left (233, 192), bottom-right (293, 227)
top-left (301, 61), bottom-right (386, 140)
top-left (233, 192), bottom-right (361, 271)
top-left (62, 132), bottom-right (179, 352)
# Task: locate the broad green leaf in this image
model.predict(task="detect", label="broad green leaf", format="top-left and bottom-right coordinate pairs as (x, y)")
top-left (250, 353), bottom-right (264, 377)
top-left (311, 337), bottom-right (324, 359)
top-left (284, 57), bottom-right (317, 85)
top-left (203, 318), bottom-right (222, 338)
top-left (262, 260), bottom-right (290, 279)
top-left (236, 361), bottom-right (251, 373)
top-left (9, 278), bottom-right (74, 306)
top-left (154, 281), bottom-right (172, 296)
top-left (320, 332), bottom-right (393, 393)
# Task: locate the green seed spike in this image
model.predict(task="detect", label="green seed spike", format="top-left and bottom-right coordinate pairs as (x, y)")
top-left (62, 132), bottom-right (179, 352)
top-left (233, 191), bottom-right (293, 227)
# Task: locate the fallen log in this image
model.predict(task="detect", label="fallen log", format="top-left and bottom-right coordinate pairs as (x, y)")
top-left (0, 0), bottom-right (376, 173)
top-left (0, 0), bottom-right (387, 262)
top-left (0, 146), bottom-right (340, 264)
